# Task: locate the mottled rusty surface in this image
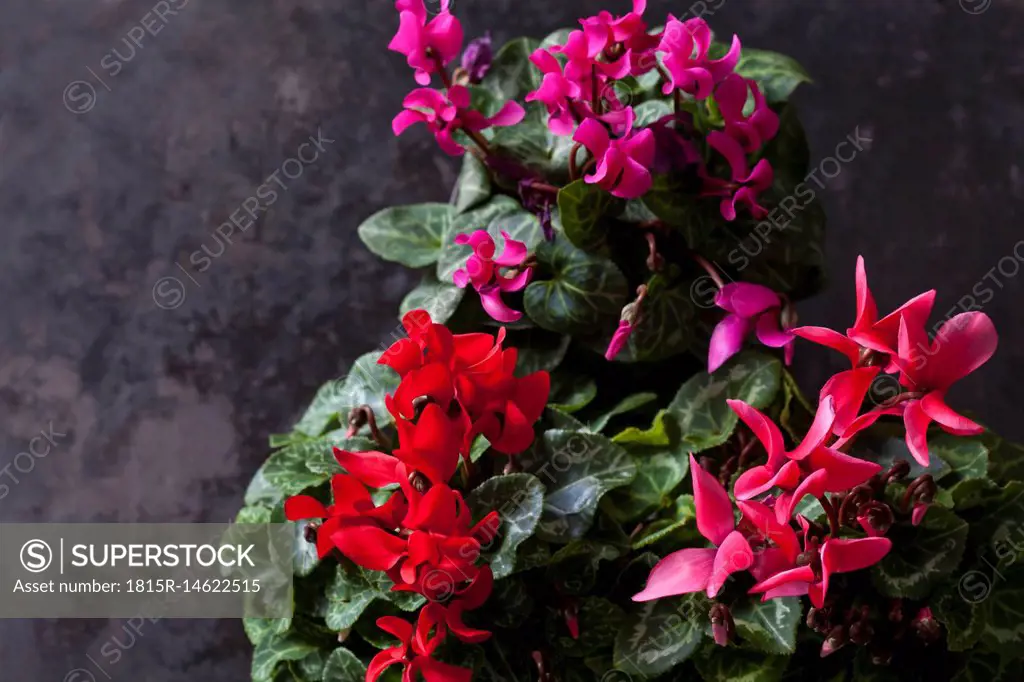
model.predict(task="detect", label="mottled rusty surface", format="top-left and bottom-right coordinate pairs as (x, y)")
top-left (0, 0), bottom-right (1020, 677)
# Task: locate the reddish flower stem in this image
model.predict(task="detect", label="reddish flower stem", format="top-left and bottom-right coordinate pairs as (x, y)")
top-left (820, 496), bottom-right (841, 538)
top-left (430, 50), bottom-right (492, 155)
top-left (691, 252), bottom-right (726, 289)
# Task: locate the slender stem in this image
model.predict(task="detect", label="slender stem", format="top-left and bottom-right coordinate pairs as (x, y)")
top-left (591, 65), bottom-right (600, 114)
top-left (820, 496), bottom-right (841, 538)
top-left (464, 129), bottom-right (492, 155)
top-left (429, 50), bottom-right (490, 155)
top-left (569, 142), bottom-right (582, 181)
top-left (525, 181), bottom-right (560, 194)
top-left (691, 252), bottom-right (726, 289)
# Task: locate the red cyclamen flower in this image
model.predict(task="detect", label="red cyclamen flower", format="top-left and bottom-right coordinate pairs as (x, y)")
top-left (453, 230), bottom-right (533, 323)
top-left (729, 397), bottom-right (882, 522)
top-left (633, 454), bottom-right (754, 600)
top-left (367, 611), bottom-right (472, 682)
top-left (389, 0), bottom-right (463, 85)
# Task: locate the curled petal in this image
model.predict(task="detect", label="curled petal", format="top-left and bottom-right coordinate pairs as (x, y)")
top-left (690, 453), bottom-right (736, 546)
top-left (707, 531), bottom-right (754, 597)
top-left (477, 286), bottom-right (522, 323)
top-left (633, 547), bottom-right (715, 601)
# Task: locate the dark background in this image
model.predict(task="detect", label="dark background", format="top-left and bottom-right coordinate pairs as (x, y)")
top-left (0, 0), bottom-right (1020, 678)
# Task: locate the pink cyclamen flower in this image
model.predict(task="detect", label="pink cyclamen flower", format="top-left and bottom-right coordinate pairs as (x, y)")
top-left (749, 529), bottom-right (892, 608)
top-left (729, 397), bottom-right (882, 523)
top-left (573, 116), bottom-right (655, 198)
top-left (580, 0), bottom-right (648, 58)
top-left (526, 49), bottom-right (584, 136)
top-left (393, 85), bottom-right (524, 156)
top-left (657, 17), bottom-right (741, 100)
top-left (793, 256), bottom-right (936, 370)
top-left (893, 311), bottom-right (998, 466)
top-left (708, 282), bottom-right (793, 373)
top-left (452, 230), bottom-right (532, 323)
top-left (633, 454), bottom-right (754, 601)
top-left (818, 366), bottom-right (902, 447)
top-left (702, 131), bottom-right (773, 220)
top-left (714, 74), bottom-right (779, 153)
top-left (389, 0), bottom-right (464, 86)
top-left (604, 320), bottom-right (634, 361)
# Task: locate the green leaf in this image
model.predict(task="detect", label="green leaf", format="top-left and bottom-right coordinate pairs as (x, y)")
top-left (237, 505), bottom-right (273, 524)
top-left (304, 435), bottom-right (376, 475)
top-left (733, 48), bottom-right (813, 103)
top-left (321, 648), bottom-right (367, 682)
top-left (524, 238), bottom-right (629, 334)
top-left (483, 37), bottom-right (542, 102)
top-left (932, 433), bottom-right (989, 483)
top-left (731, 597), bottom-right (801, 655)
top-left (983, 431), bottom-right (1024, 483)
top-left (547, 539), bottom-right (623, 594)
top-left (513, 331), bottom-right (571, 377)
top-left (357, 203), bottom-right (451, 268)
top-left (548, 372), bottom-right (597, 413)
top-left (871, 506), bottom-right (968, 598)
top-left (521, 429), bottom-right (637, 542)
top-left (613, 595), bottom-right (707, 677)
top-left (633, 100), bottom-right (673, 128)
top-left (695, 648), bottom-right (788, 682)
top-left (612, 410), bottom-right (672, 447)
top-left (244, 617), bottom-right (292, 647)
top-left (258, 444), bottom-right (330, 497)
top-left (452, 153), bottom-right (492, 214)
top-left (602, 448), bottom-right (689, 523)
top-left (951, 650), bottom-right (1013, 682)
top-left (252, 633), bottom-right (320, 682)
top-left (398, 274), bottom-right (465, 325)
top-left (855, 424), bottom-right (950, 480)
top-left (558, 180), bottom-right (618, 252)
top-left (641, 174), bottom-right (709, 246)
top-left (326, 563), bottom-right (426, 631)
top-left (293, 352), bottom-right (400, 437)
top-left (539, 28), bottom-right (572, 51)
top-left (621, 275), bottom-right (697, 362)
top-left (437, 196), bottom-right (537, 281)
top-left (591, 392), bottom-right (659, 433)
top-left (668, 352), bottom-right (782, 452)
top-left (467, 474), bottom-right (546, 579)
top-left (490, 577), bottom-right (536, 628)
top-left (934, 586), bottom-right (985, 652)
top-left (631, 494), bottom-right (697, 549)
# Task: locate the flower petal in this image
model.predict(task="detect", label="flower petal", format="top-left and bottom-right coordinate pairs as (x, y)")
top-left (632, 547), bottom-right (716, 601)
top-left (708, 313), bottom-right (751, 373)
top-left (690, 453), bottom-right (736, 546)
top-left (707, 531), bottom-right (754, 597)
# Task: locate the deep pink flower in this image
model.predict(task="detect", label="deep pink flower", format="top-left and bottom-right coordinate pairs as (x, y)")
top-left (714, 74), bottom-right (779, 153)
top-left (702, 131), bottom-right (773, 220)
top-left (633, 454), bottom-right (754, 600)
top-left (818, 366), bottom-right (902, 447)
top-left (393, 85), bottom-right (524, 156)
top-left (793, 256), bottom-right (936, 369)
top-left (657, 17), bottom-right (740, 100)
top-left (389, 0), bottom-right (464, 86)
top-left (580, 0), bottom-right (649, 58)
top-left (707, 282), bottom-right (793, 373)
top-left (526, 48), bottom-right (584, 136)
top-left (893, 312), bottom-right (998, 465)
top-left (749, 532), bottom-right (892, 608)
top-left (729, 397), bottom-right (882, 522)
top-left (452, 229), bottom-right (532, 323)
top-left (573, 117), bottom-right (655, 198)
top-left (604, 320), bottom-right (634, 361)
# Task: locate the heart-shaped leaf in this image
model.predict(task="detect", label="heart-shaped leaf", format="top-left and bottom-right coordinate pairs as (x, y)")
top-left (467, 474), bottom-right (546, 579)
top-left (357, 203), bottom-right (451, 268)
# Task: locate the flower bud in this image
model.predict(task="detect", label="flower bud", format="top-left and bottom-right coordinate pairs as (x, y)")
top-left (912, 607), bottom-right (940, 644)
top-left (461, 33), bottom-right (493, 83)
top-left (820, 625), bottom-right (847, 657)
top-left (709, 603), bottom-right (735, 647)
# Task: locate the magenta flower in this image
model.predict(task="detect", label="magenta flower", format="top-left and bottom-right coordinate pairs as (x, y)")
top-left (389, 0), bottom-right (464, 86)
top-left (794, 256), bottom-right (936, 370)
top-left (707, 282), bottom-right (793, 373)
top-left (702, 131), bottom-right (773, 221)
top-left (818, 367), bottom-right (900, 447)
top-left (452, 230), bottom-right (532, 323)
top-left (729, 398), bottom-right (882, 523)
top-left (894, 312), bottom-right (998, 465)
top-left (749, 528), bottom-right (892, 608)
top-left (714, 74), bottom-right (779, 153)
top-left (604, 320), bottom-right (634, 361)
top-left (526, 49), bottom-right (583, 136)
top-left (572, 117), bottom-right (655, 198)
top-left (393, 85), bottom-right (524, 156)
top-left (657, 17), bottom-right (740, 100)
top-left (580, 0), bottom-right (648, 58)
top-left (633, 454), bottom-right (754, 601)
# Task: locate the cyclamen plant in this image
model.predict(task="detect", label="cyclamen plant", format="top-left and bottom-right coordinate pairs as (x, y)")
top-left (237, 2), bottom-right (1024, 682)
